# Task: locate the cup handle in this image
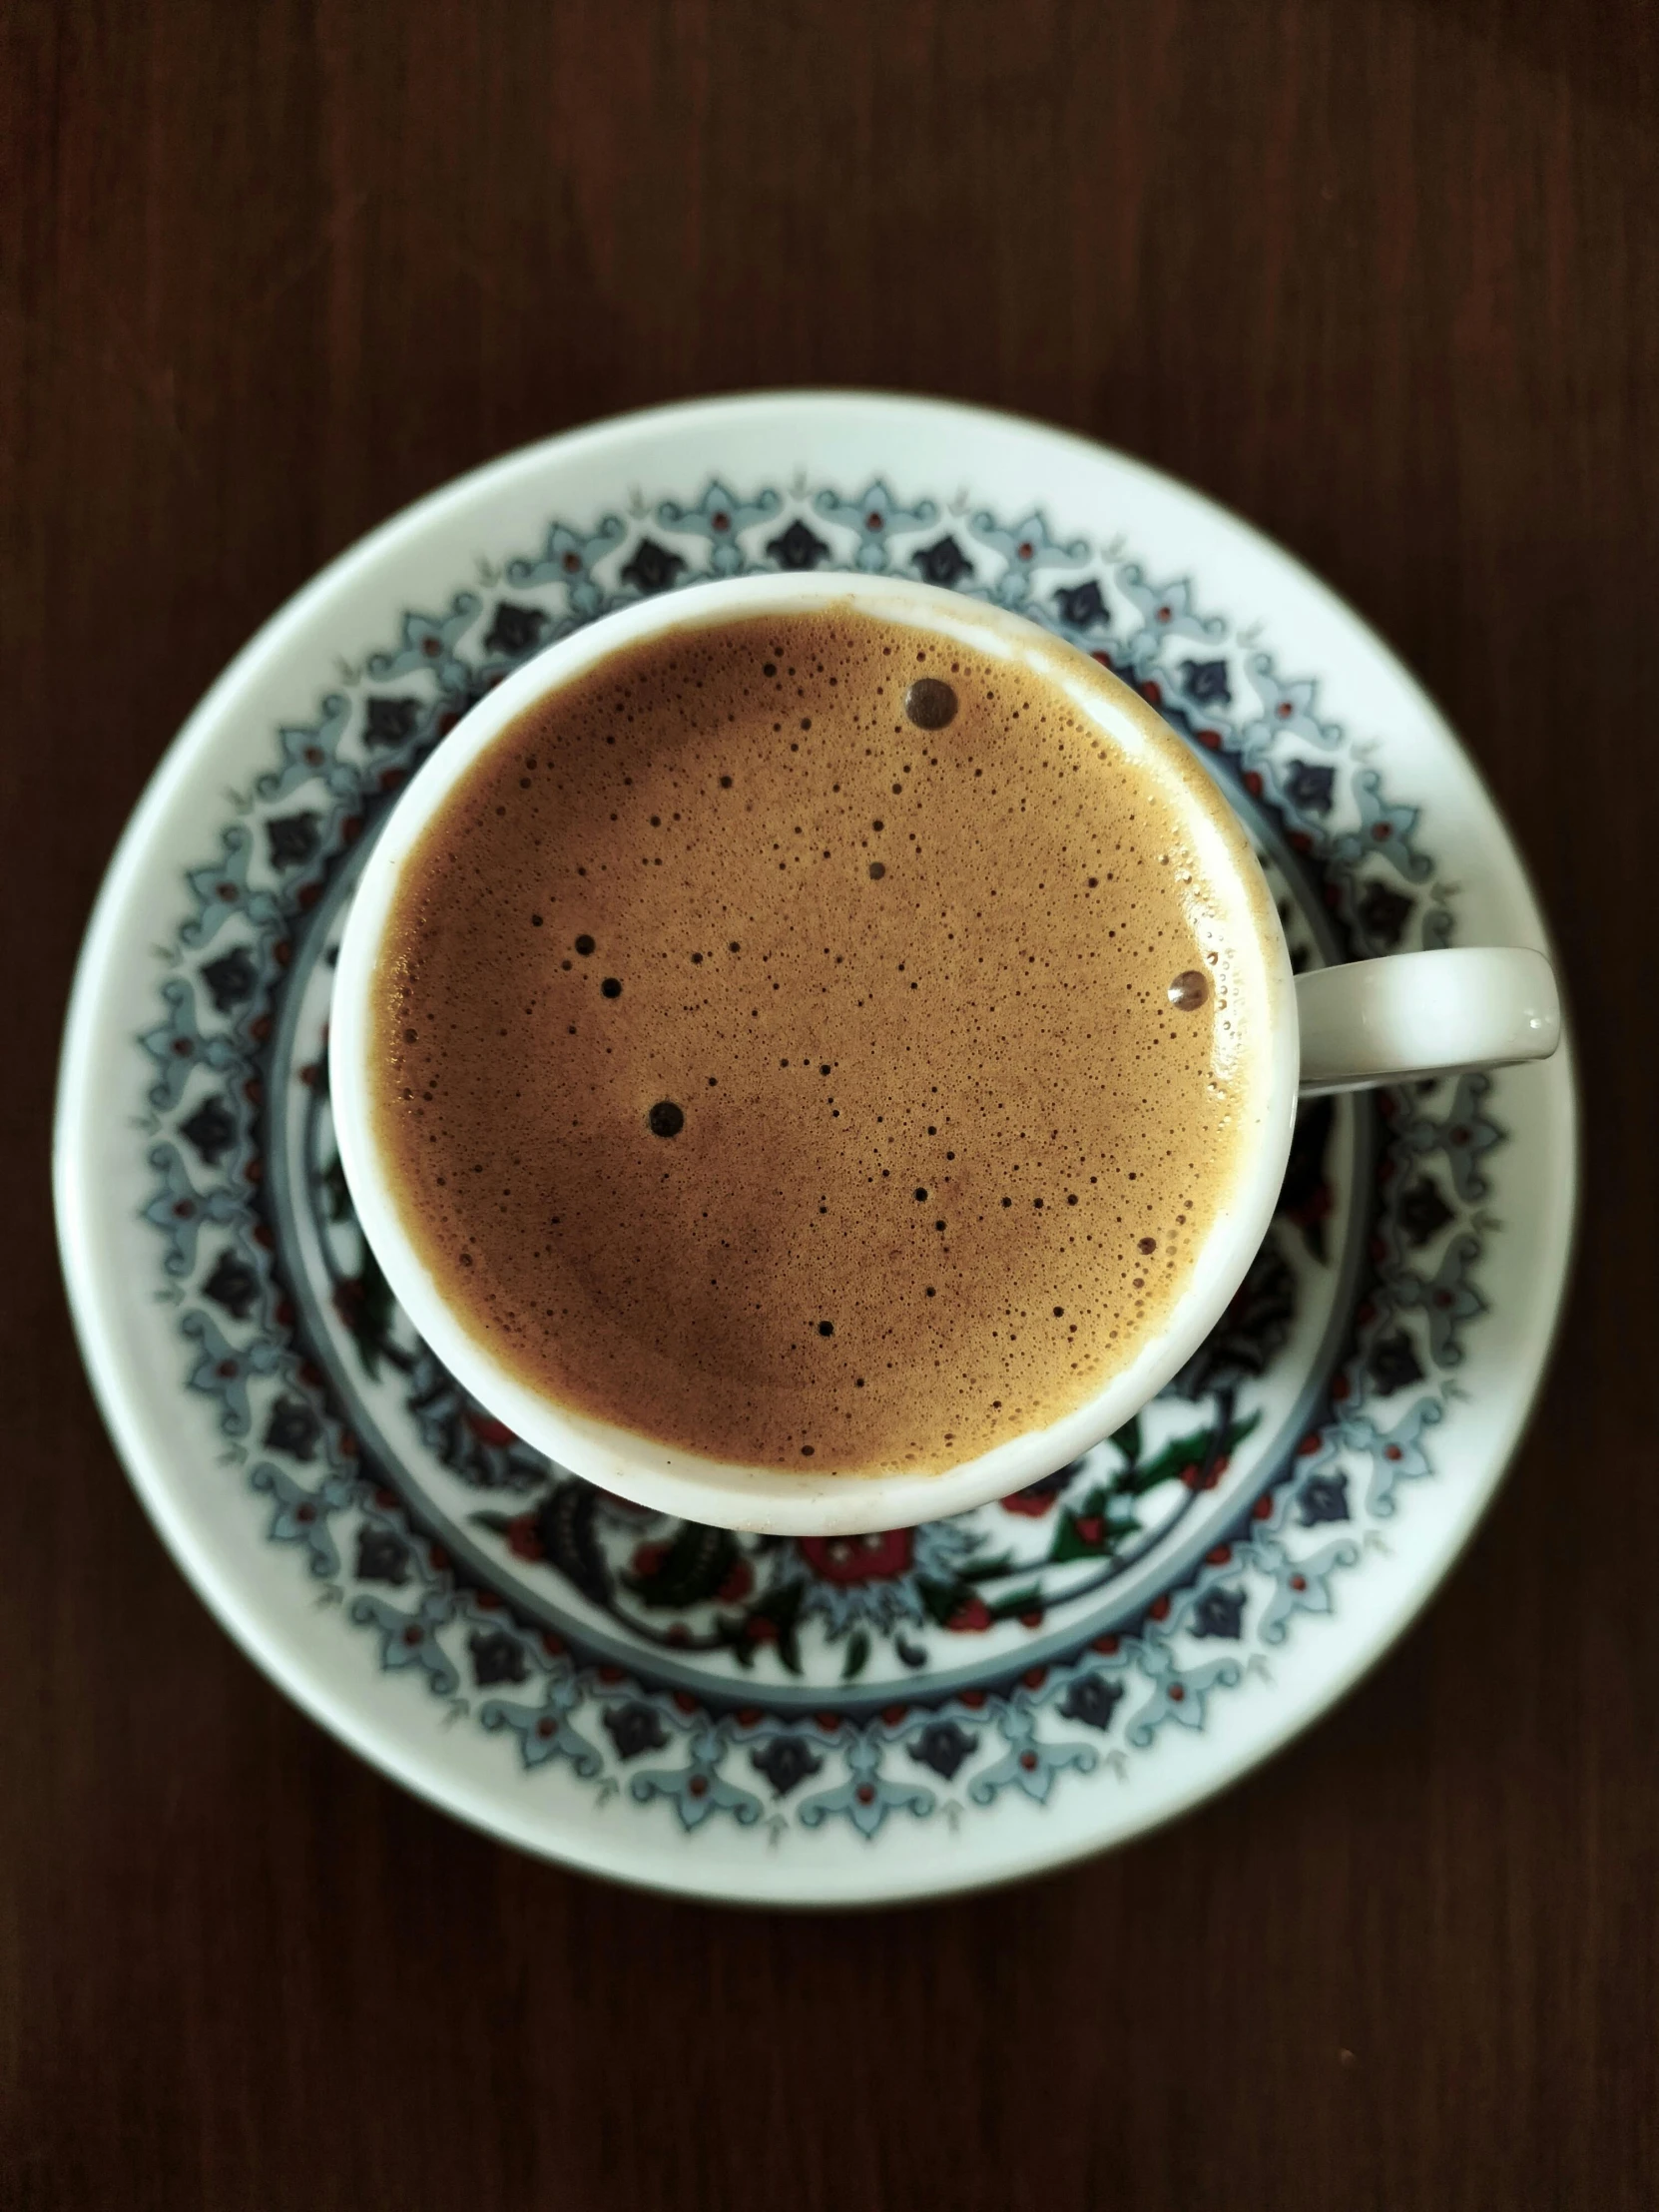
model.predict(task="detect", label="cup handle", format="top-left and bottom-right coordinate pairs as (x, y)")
top-left (1294, 946), bottom-right (1561, 1097)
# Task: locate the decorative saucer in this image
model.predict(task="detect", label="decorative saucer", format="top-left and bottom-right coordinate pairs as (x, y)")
top-left (55, 393), bottom-right (1577, 1905)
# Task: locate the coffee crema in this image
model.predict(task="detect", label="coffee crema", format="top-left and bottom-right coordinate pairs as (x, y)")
top-left (371, 607), bottom-right (1272, 1475)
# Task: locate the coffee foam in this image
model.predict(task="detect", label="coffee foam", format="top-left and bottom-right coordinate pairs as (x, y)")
top-left (371, 607), bottom-right (1271, 1475)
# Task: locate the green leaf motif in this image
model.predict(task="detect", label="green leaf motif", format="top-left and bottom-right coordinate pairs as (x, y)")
top-left (1046, 1412), bottom-right (1264, 1566)
top-left (736, 1578), bottom-right (806, 1676)
top-left (321, 1152), bottom-right (352, 1224)
top-left (623, 1522), bottom-right (741, 1611)
top-left (1048, 1495), bottom-right (1137, 1564)
top-left (916, 1576), bottom-right (967, 1629)
top-left (539, 1481), bottom-right (614, 1607)
top-left (357, 1241), bottom-right (395, 1379)
top-left (840, 1627), bottom-right (870, 1681)
top-left (1119, 1410), bottom-right (1262, 1497)
top-left (955, 1550), bottom-right (1017, 1586)
top-left (337, 1235), bottom-right (397, 1382)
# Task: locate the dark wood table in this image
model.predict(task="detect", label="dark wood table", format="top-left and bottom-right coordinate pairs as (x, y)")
top-left (5, 3), bottom-right (1655, 2204)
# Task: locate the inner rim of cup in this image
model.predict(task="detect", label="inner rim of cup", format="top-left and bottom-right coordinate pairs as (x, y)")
top-left (329, 572), bottom-right (1298, 1536)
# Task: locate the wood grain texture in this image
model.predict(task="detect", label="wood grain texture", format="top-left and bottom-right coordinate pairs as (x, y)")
top-left (3, 2), bottom-right (1655, 2205)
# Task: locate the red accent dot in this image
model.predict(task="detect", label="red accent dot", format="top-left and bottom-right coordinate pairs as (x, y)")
top-left (855, 1783), bottom-right (876, 1804)
top-left (688, 1776), bottom-right (708, 1798)
top-left (1019, 1750), bottom-right (1039, 1771)
top-left (1022, 1666), bottom-right (1047, 1690)
top-left (1092, 1633), bottom-right (1120, 1655)
top-left (1149, 1595), bottom-right (1171, 1621)
top-left (1290, 1574), bottom-right (1308, 1591)
top-left (1168, 1684), bottom-right (1186, 1702)
top-left (1385, 1443), bottom-right (1403, 1461)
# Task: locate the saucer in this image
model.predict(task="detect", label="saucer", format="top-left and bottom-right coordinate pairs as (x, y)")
top-left (55, 393), bottom-right (1577, 1906)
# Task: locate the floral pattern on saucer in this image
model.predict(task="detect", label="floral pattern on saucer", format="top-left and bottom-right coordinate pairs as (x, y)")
top-left (136, 477), bottom-right (1499, 1842)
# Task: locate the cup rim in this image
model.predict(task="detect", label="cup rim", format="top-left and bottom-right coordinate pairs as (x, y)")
top-left (329, 571), bottom-right (1299, 1534)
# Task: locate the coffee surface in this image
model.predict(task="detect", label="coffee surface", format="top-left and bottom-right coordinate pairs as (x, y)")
top-left (372, 607), bottom-right (1269, 1474)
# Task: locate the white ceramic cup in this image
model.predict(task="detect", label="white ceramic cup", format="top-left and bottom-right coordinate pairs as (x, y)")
top-left (330, 573), bottom-right (1559, 1534)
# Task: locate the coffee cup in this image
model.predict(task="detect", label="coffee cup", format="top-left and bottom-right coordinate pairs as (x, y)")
top-left (330, 573), bottom-right (1558, 1534)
